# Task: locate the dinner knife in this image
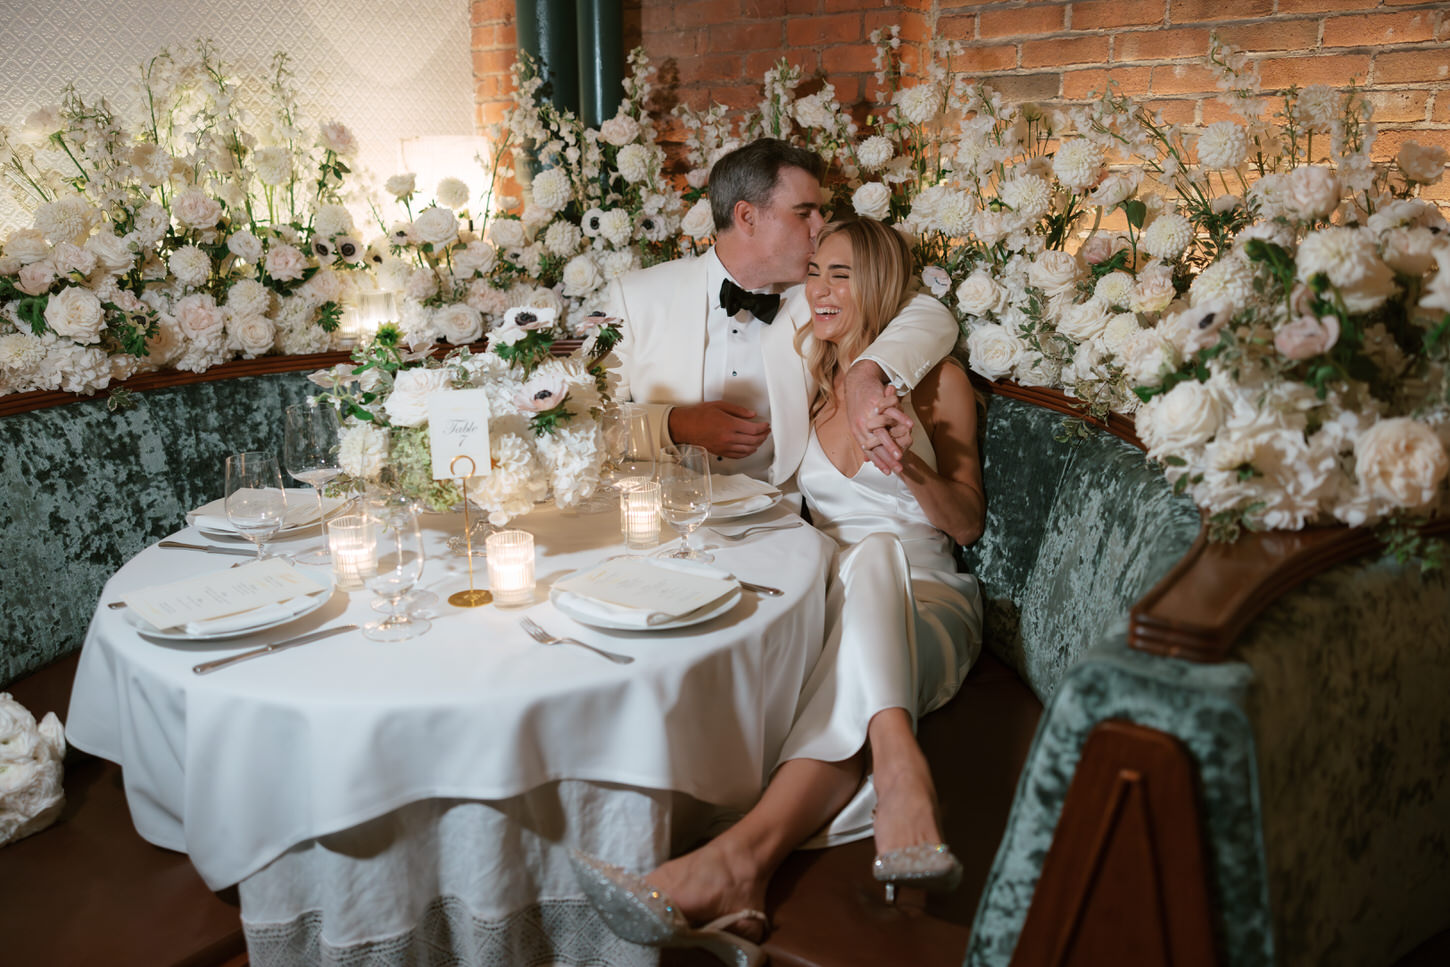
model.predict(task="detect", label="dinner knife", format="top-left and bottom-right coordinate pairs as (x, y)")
top-left (159, 540), bottom-right (256, 557)
top-left (192, 624), bottom-right (357, 675)
top-left (738, 580), bottom-right (784, 596)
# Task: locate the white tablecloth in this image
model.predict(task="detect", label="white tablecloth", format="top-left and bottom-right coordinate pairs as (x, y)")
top-left (65, 500), bottom-right (834, 962)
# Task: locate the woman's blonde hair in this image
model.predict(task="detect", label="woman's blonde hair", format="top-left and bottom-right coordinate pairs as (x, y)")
top-left (794, 218), bottom-right (915, 420)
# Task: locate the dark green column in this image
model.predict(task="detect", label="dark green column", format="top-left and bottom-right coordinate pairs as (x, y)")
top-left (515, 0), bottom-right (580, 117)
top-left (577, 0), bottom-right (623, 127)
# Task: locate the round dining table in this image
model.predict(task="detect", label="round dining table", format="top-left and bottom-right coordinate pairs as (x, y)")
top-left (65, 497), bottom-right (837, 966)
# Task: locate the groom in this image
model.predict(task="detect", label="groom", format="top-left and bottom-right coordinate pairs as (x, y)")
top-left (601, 139), bottom-right (957, 488)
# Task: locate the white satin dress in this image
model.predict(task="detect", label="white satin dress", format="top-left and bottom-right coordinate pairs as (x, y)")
top-left (781, 400), bottom-right (984, 847)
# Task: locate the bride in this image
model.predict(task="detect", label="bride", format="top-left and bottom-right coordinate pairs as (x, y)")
top-left (573, 217), bottom-right (986, 966)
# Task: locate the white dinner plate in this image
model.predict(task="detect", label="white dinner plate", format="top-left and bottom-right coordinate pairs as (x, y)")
top-left (550, 585), bottom-right (743, 632)
top-left (189, 490), bottom-right (348, 539)
top-left (706, 491), bottom-right (783, 521)
top-left (122, 588), bottom-right (334, 641)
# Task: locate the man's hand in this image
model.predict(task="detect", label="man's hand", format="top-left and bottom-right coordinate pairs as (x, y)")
top-left (844, 361), bottom-right (912, 474)
top-left (668, 401), bottom-right (770, 459)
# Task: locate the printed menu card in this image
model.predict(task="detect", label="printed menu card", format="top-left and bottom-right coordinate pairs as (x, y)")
top-left (123, 559), bottom-right (328, 631)
top-left (555, 558), bottom-right (736, 617)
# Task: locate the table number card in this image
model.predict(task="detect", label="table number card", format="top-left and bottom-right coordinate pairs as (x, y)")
top-left (428, 389), bottom-right (491, 480)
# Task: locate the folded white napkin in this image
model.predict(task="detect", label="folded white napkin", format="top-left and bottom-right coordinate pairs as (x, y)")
top-left (709, 474), bottom-right (781, 505)
top-left (183, 595), bottom-right (319, 636)
top-left (552, 558), bottom-right (737, 629)
top-left (189, 491), bottom-right (344, 534)
top-left (707, 493), bottom-right (777, 518)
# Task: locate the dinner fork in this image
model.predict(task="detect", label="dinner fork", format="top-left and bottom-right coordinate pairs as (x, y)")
top-left (711, 520), bottom-right (804, 542)
top-left (519, 617), bottom-right (634, 664)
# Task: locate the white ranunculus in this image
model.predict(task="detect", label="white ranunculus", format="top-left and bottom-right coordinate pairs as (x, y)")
top-left (228, 313), bottom-right (275, 356)
top-left (435, 303), bottom-right (483, 344)
top-left (1132, 268), bottom-right (1178, 315)
top-left (413, 206), bottom-right (459, 248)
top-left (1089, 172), bottom-right (1138, 208)
top-left (50, 242), bottom-right (95, 278)
top-left (436, 177), bottom-right (471, 210)
top-left (965, 323), bottom-right (1025, 380)
top-left (955, 271), bottom-right (1008, 317)
top-left (453, 240), bottom-right (498, 276)
top-left (1274, 314), bottom-right (1339, 360)
top-left (1353, 417), bottom-right (1449, 509)
top-left (561, 254), bottom-right (603, 297)
top-left (43, 286), bottom-right (105, 343)
top-left (1397, 140), bottom-right (1447, 185)
top-left (339, 422), bottom-right (390, 478)
top-left (681, 198), bottom-right (715, 240)
top-left (1288, 165), bottom-right (1340, 221)
top-left (1028, 250), bottom-right (1080, 297)
top-left (1138, 379), bottom-right (1224, 459)
top-left (386, 367), bottom-right (454, 427)
top-left (852, 182), bottom-right (891, 221)
top-left (172, 188), bottom-right (223, 230)
top-left (385, 172), bottom-right (417, 199)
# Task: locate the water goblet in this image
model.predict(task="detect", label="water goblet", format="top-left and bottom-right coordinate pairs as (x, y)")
top-left (284, 399), bottom-right (342, 564)
top-left (224, 451), bottom-right (287, 562)
top-left (614, 403), bottom-right (656, 490)
top-left (659, 444), bottom-right (714, 561)
top-left (361, 503), bottom-right (430, 642)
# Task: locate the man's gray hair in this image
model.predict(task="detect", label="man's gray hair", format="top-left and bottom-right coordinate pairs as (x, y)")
top-left (709, 139), bottom-right (827, 232)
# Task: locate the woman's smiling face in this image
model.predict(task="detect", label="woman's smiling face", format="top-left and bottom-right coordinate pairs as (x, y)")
top-left (805, 232), bottom-right (858, 345)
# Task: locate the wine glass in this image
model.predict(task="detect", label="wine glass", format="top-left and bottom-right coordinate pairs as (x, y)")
top-left (224, 451), bottom-right (287, 562)
top-left (364, 491), bottom-right (439, 617)
top-left (284, 399), bottom-right (342, 564)
top-left (361, 503), bottom-right (430, 642)
top-left (659, 444), bottom-right (714, 561)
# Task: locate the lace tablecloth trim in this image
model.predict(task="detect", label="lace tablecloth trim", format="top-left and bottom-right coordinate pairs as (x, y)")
top-left (244, 896), bottom-right (653, 967)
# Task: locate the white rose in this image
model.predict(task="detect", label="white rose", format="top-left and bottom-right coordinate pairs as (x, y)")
top-left (1138, 380), bottom-right (1223, 457)
top-left (453, 240), bottom-right (498, 276)
top-left (4, 228), bottom-right (50, 264)
top-left (229, 228), bottom-right (264, 261)
top-left (413, 207), bottom-right (459, 248)
top-left (265, 244), bottom-right (307, 282)
top-left (386, 367), bottom-right (455, 427)
top-left (955, 271), bottom-right (1008, 317)
top-left (436, 177), bottom-right (471, 210)
top-left (561, 254), bottom-right (603, 298)
top-left (228, 313), bottom-right (275, 356)
top-left (1132, 272), bottom-right (1178, 314)
top-left (1353, 417), bottom-right (1449, 509)
top-left (318, 121), bottom-right (357, 155)
top-left (339, 423), bottom-right (390, 478)
top-left (681, 198), bottom-right (715, 240)
top-left (599, 114), bottom-right (641, 147)
top-left (175, 293), bottom-right (227, 337)
top-left (43, 286), bottom-right (105, 343)
top-left (1027, 250), bottom-right (1080, 297)
top-left (1056, 299), bottom-right (1112, 341)
top-left (435, 303), bottom-right (483, 344)
top-left (965, 323), bottom-right (1024, 380)
top-left (85, 232), bottom-right (134, 273)
top-left (385, 173), bottom-right (417, 199)
top-left (1397, 141), bottom-right (1447, 185)
top-left (487, 218), bottom-right (527, 249)
top-left (1288, 165), bottom-right (1340, 221)
top-left (852, 182), bottom-right (892, 221)
top-left (172, 188), bottom-right (223, 230)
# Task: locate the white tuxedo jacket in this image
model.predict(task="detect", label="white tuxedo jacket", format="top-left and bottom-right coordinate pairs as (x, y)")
top-left (601, 254), bottom-right (958, 487)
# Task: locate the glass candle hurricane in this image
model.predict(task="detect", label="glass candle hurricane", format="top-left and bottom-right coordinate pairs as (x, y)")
top-left (623, 481), bottom-right (661, 551)
top-left (327, 514), bottom-right (376, 590)
top-left (485, 529), bottom-right (535, 607)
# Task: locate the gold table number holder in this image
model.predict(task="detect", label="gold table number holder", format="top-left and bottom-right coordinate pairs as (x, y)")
top-left (447, 455), bottom-right (492, 607)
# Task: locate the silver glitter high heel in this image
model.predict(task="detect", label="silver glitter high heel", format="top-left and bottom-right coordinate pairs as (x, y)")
top-left (569, 851), bottom-right (767, 967)
top-left (872, 843), bottom-right (964, 903)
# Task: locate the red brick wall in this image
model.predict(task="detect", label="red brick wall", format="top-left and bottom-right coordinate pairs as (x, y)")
top-left (472, 0), bottom-right (1450, 198)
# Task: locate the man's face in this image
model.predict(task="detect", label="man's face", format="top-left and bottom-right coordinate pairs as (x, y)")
top-left (751, 166), bottom-right (826, 285)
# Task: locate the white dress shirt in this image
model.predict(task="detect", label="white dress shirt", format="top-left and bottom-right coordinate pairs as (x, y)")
top-left (700, 248), bottom-right (775, 481)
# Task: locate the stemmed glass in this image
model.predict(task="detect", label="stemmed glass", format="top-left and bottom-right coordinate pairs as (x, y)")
top-left (361, 502), bottom-right (430, 642)
top-left (283, 399), bottom-right (342, 564)
top-left (224, 451), bottom-right (287, 562)
top-left (659, 443), bottom-right (714, 561)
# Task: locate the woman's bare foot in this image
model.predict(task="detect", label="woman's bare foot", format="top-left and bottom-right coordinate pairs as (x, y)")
top-left (868, 712), bottom-right (946, 854)
top-left (647, 838), bottom-right (771, 942)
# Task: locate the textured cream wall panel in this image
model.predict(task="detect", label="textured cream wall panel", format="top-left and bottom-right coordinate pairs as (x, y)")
top-left (0, 0), bottom-right (477, 233)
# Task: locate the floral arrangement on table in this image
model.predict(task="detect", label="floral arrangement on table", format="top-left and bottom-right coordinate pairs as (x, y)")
top-left (0, 43), bottom-right (369, 399)
top-left (314, 307), bottom-right (620, 523)
top-left (376, 49), bottom-right (689, 349)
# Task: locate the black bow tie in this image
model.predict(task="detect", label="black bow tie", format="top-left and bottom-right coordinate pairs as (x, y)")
top-left (720, 279), bottom-right (781, 324)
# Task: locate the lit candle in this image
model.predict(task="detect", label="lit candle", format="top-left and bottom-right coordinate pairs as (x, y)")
top-left (327, 514), bottom-right (376, 590)
top-left (623, 481), bottom-right (661, 550)
top-left (486, 529), bottom-right (535, 607)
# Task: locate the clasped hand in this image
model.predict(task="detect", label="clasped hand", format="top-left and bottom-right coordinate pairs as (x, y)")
top-left (846, 369), bottom-right (913, 475)
top-left (669, 401), bottom-right (770, 459)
